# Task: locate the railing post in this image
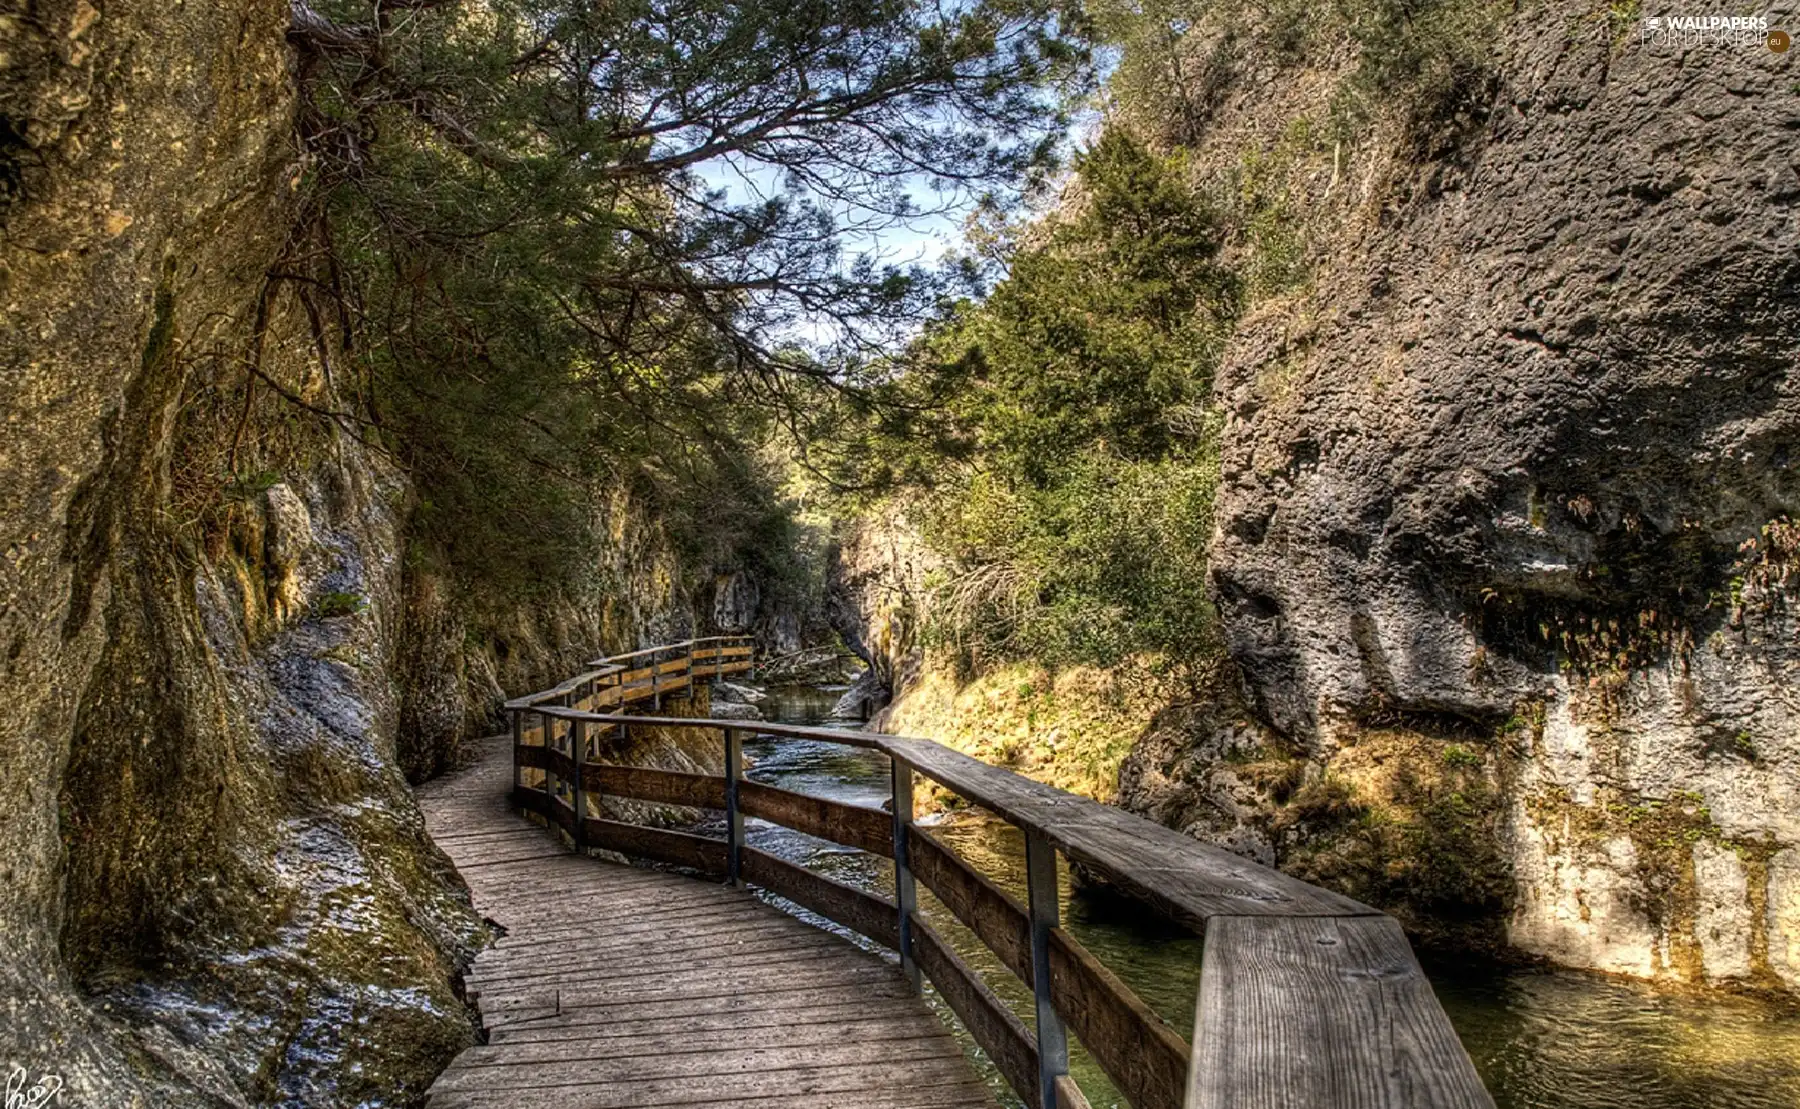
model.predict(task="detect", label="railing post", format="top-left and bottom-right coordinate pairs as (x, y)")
top-left (724, 727), bottom-right (744, 887)
top-left (571, 717), bottom-right (587, 849)
top-left (1025, 829), bottom-right (1069, 1109)
top-left (651, 651), bottom-right (661, 710)
top-left (509, 708), bottom-right (522, 801)
top-left (539, 708), bottom-right (553, 811)
top-left (891, 757), bottom-right (921, 993)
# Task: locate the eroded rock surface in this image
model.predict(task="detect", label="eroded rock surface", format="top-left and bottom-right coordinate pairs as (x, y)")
top-left (1183, 10), bottom-right (1800, 989)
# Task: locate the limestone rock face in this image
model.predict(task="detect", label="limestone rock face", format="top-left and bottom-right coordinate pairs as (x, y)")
top-left (1691, 839), bottom-right (1753, 982)
top-left (0, 0), bottom-right (493, 1101)
top-left (825, 510), bottom-right (941, 691)
top-left (712, 571), bottom-right (760, 632)
top-left (1191, 11), bottom-right (1800, 990)
top-left (1770, 849), bottom-right (1800, 992)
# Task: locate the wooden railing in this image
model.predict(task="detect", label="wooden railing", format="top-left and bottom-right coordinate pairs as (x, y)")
top-left (504, 639), bottom-right (1494, 1109)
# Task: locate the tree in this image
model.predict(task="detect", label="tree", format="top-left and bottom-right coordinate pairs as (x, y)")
top-left (274, 0), bottom-right (1091, 592)
top-left (825, 128), bottom-right (1236, 671)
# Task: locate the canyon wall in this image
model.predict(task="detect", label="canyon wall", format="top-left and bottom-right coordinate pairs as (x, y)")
top-left (0, 2), bottom-right (780, 1102)
top-left (1181, 2), bottom-right (1799, 993)
top-left (838, 4), bottom-right (1800, 995)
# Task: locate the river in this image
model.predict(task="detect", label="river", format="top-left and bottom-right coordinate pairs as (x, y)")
top-left (725, 683), bottom-right (1800, 1109)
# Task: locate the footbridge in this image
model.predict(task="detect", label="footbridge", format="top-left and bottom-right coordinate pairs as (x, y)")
top-left (421, 636), bottom-right (1494, 1109)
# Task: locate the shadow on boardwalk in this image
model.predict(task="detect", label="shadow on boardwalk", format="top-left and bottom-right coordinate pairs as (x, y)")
top-left (419, 736), bottom-right (996, 1109)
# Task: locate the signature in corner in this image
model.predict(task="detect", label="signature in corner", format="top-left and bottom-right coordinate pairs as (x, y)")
top-left (5, 1067), bottom-right (63, 1109)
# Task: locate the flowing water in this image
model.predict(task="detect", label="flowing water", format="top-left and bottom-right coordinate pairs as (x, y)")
top-left (732, 684), bottom-right (1800, 1109)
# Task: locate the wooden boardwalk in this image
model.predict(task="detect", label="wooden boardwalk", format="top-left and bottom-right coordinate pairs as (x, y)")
top-left (419, 736), bottom-right (997, 1109)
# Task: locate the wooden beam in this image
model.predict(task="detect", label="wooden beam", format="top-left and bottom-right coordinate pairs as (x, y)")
top-left (884, 734), bottom-right (1373, 927)
top-left (582, 819), bottom-right (729, 877)
top-left (738, 781), bottom-right (894, 858)
top-left (906, 826), bottom-right (1030, 975)
top-left (911, 915), bottom-right (1038, 1108)
top-left (1054, 1076), bottom-right (1092, 1109)
top-left (1190, 915), bottom-right (1494, 1109)
top-left (907, 826), bottom-right (1189, 1109)
top-left (1047, 918), bottom-right (1189, 1109)
top-left (583, 765), bottom-right (726, 809)
top-left (741, 848), bottom-right (900, 949)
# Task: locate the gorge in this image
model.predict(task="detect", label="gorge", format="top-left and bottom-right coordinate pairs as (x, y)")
top-left (2, 0), bottom-right (1796, 1105)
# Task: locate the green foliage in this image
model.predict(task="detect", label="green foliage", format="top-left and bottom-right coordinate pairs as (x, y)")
top-left (836, 129), bottom-right (1234, 674)
top-left (926, 451), bottom-right (1222, 668)
top-left (1441, 744), bottom-right (1482, 770)
top-left (940, 129), bottom-right (1236, 485)
top-left (1278, 748), bottom-right (1513, 943)
top-left (281, 0), bottom-right (1087, 604)
top-left (227, 470), bottom-right (281, 501)
top-left (1087, 0), bottom-right (1506, 153)
top-left (1328, 0), bottom-right (1507, 149)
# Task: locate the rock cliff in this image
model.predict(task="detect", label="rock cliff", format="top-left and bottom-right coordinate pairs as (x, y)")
top-left (835, 5), bottom-right (1800, 996)
top-left (0, 1), bottom-right (795, 1102)
top-left (1130, 4), bottom-right (1800, 991)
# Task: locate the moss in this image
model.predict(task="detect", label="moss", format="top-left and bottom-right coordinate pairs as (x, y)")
top-left (1260, 729), bottom-right (1515, 950)
top-left (313, 590), bottom-right (368, 618)
top-left (884, 654), bottom-right (1180, 803)
top-left (1523, 782), bottom-right (1786, 984)
top-left (1607, 0), bottom-right (1643, 47)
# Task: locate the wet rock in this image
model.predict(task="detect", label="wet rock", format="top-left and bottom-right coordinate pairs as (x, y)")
top-left (1691, 840), bottom-right (1752, 982)
top-left (832, 668), bottom-right (889, 721)
top-left (710, 700), bottom-right (764, 722)
top-left (713, 680), bottom-right (767, 705)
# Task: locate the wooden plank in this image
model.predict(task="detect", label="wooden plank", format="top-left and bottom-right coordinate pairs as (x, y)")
top-left (883, 734), bottom-right (1374, 926)
top-left (541, 744), bottom-right (576, 781)
top-left (482, 981), bottom-right (923, 1034)
top-left (739, 781), bottom-right (894, 857)
top-left (1054, 1076), bottom-right (1092, 1109)
top-left (422, 733), bottom-right (995, 1109)
top-left (478, 960), bottom-right (914, 1016)
top-left (1190, 915), bottom-right (1494, 1109)
top-left (428, 1068), bottom-right (991, 1109)
top-left (911, 915), bottom-right (1039, 1108)
top-left (581, 819), bottom-right (728, 876)
top-left (453, 1017), bottom-right (960, 1067)
top-left (485, 999), bottom-right (935, 1045)
top-left (532, 711), bottom-right (1374, 923)
top-left (741, 847), bottom-right (901, 949)
top-left (907, 826), bottom-right (1031, 977)
top-left (908, 827), bottom-right (1189, 1109)
top-left (584, 764), bottom-right (726, 809)
top-left (513, 786), bottom-right (574, 836)
top-left (502, 666), bottom-right (616, 710)
top-left (468, 942), bottom-right (861, 995)
top-left (1047, 923), bottom-right (1188, 1109)
top-left (431, 1037), bottom-right (972, 1092)
top-left (471, 932), bottom-right (845, 986)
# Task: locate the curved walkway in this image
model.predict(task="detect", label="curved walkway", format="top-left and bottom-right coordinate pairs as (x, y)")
top-left (419, 736), bottom-right (996, 1109)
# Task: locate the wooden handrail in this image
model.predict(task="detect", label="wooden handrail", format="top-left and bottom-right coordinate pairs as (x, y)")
top-left (503, 635), bottom-right (755, 710)
top-left (503, 643), bottom-right (1494, 1109)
